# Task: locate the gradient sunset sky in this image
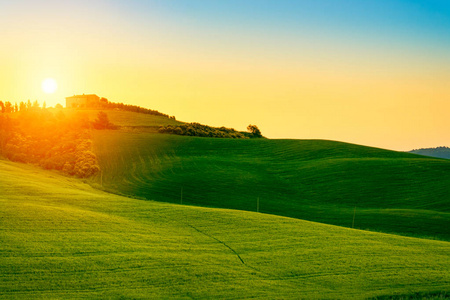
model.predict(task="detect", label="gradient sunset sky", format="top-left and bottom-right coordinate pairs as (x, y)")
top-left (1, 0), bottom-right (449, 150)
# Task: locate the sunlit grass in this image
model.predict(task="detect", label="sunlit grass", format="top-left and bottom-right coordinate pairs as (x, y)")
top-left (59, 108), bottom-right (182, 128)
top-left (0, 160), bottom-right (449, 299)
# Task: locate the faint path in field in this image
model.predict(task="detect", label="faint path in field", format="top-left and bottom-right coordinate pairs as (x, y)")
top-left (186, 224), bottom-right (245, 264)
top-left (186, 224), bottom-right (263, 275)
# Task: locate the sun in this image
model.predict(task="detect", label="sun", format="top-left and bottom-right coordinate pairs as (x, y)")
top-left (42, 78), bottom-right (57, 94)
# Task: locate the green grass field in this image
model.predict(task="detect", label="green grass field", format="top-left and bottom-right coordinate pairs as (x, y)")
top-left (1, 160), bottom-right (449, 299)
top-left (91, 131), bottom-right (450, 241)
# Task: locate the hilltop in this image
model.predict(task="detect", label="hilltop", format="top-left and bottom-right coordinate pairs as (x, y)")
top-left (0, 107), bottom-right (259, 179)
top-left (59, 108), bottom-right (261, 138)
top-left (1, 160), bottom-right (449, 299)
top-left (57, 108), bottom-right (182, 131)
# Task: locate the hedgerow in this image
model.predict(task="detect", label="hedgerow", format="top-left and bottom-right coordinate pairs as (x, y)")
top-left (158, 122), bottom-right (263, 139)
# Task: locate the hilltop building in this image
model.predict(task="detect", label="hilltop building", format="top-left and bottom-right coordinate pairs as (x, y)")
top-left (65, 94), bottom-right (100, 108)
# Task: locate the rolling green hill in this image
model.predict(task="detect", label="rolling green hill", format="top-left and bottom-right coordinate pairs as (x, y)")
top-left (91, 131), bottom-right (450, 241)
top-left (1, 160), bottom-right (449, 299)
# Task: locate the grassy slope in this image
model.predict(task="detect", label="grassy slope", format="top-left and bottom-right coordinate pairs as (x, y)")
top-left (91, 131), bottom-right (450, 241)
top-left (1, 160), bottom-right (449, 299)
top-left (49, 108), bottom-right (182, 128)
top-left (80, 109), bottom-right (182, 127)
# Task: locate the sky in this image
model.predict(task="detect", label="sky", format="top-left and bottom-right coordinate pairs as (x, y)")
top-left (1, 0), bottom-right (449, 151)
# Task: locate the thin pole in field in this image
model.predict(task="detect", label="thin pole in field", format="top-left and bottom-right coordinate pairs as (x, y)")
top-left (352, 206), bottom-right (356, 228)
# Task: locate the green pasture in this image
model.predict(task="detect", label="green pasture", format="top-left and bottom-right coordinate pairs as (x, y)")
top-left (92, 132), bottom-right (450, 240)
top-left (0, 160), bottom-right (449, 299)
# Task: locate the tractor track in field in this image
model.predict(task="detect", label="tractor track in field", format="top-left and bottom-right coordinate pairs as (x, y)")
top-left (186, 224), bottom-right (266, 275)
top-left (186, 224), bottom-right (245, 264)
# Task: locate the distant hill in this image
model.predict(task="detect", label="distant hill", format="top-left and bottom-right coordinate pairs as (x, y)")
top-left (410, 146), bottom-right (450, 159)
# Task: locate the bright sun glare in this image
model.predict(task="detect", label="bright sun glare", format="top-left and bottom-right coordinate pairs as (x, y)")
top-left (42, 78), bottom-right (57, 94)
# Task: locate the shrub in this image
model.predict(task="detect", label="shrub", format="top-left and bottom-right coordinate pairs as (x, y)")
top-left (158, 122), bottom-right (253, 139)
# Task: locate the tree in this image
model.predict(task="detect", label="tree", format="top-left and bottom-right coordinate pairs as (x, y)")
top-left (0, 101), bottom-right (4, 113)
top-left (92, 111), bottom-right (116, 129)
top-left (0, 108), bottom-right (101, 178)
top-left (247, 124), bottom-right (262, 138)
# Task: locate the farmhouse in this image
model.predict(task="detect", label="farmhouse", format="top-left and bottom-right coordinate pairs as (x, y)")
top-left (65, 94), bottom-right (100, 108)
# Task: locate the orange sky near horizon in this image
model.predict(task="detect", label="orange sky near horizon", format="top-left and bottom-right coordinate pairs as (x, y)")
top-left (1, 1), bottom-right (449, 151)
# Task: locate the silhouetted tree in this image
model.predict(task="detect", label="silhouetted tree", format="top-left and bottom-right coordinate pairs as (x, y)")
top-left (0, 101), bottom-right (4, 113)
top-left (92, 111), bottom-right (117, 129)
top-left (247, 124), bottom-right (262, 138)
top-left (99, 97), bottom-right (108, 108)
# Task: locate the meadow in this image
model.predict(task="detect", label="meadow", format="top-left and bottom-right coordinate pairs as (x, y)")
top-left (91, 128), bottom-right (450, 241)
top-left (1, 160), bottom-right (449, 299)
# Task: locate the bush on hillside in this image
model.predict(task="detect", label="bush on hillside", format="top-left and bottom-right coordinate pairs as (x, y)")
top-left (158, 122), bottom-right (263, 139)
